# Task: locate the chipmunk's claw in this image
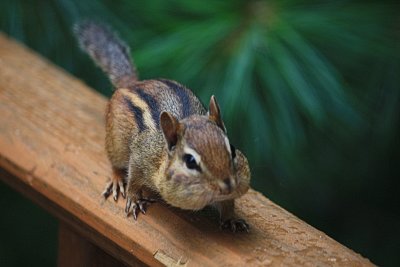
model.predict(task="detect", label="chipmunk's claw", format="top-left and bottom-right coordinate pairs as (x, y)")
top-left (102, 179), bottom-right (125, 201)
top-left (220, 218), bottom-right (249, 233)
top-left (102, 181), bottom-right (112, 198)
top-left (119, 180), bottom-right (125, 198)
top-left (125, 197), bottom-right (155, 220)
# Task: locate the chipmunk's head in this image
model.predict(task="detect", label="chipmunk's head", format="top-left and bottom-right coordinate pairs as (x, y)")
top-left (159, 96), bottom-right (249, 210)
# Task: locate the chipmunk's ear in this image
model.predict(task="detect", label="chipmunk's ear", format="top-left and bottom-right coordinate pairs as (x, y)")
top-left (160, 112), bottom-right (180, 151)
top-left (208, 95), bottom-right (226, 133)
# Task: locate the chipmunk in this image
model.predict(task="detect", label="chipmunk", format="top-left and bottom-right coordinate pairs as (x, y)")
top-left (74, 21), bottom-right (251, 232)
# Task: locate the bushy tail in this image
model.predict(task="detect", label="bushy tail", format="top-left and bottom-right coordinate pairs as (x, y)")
top-left (73, 21), bottom-right (137, 88)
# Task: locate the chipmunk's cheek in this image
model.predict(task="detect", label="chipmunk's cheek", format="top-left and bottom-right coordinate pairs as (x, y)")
top-left (172, 174), bottom-right (186, 184)
top-left (159, 174), bottom-right (213, 210)
top-left (166, 170), bottom-right (173, 181)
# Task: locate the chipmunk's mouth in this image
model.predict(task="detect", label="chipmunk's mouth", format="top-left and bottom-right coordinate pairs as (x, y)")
top-left (173, 182), bottom-right (237, 209)
top-left (158, 180), bottom-right (215, 210)
top-left (164, 192), bottom-right (213, 210)
top-left (159, 172), bottom-right (241, 210)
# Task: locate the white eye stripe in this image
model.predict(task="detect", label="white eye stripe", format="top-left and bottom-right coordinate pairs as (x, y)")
top-left (224, 136), bottom-right (231, 155)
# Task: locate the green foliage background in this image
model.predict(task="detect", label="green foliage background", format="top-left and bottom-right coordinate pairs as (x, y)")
top-left (1, 0), bottom-right (399, 266)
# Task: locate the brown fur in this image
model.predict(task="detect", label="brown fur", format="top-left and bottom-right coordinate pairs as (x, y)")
top-left (74, 22), bottom-right (251, 230)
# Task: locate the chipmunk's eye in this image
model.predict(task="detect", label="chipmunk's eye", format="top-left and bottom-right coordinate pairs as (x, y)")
top-left (183, 154), bottom-right (200, 171)
top-left (230, 144), bottom-right (236, 159)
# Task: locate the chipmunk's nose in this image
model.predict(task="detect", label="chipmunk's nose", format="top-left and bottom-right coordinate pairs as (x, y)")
top-left (219, 177), bottom-right (236, 195)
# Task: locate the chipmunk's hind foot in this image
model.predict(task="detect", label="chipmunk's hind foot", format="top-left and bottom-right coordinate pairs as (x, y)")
top-left (220, 218), bottom-right (250, 233)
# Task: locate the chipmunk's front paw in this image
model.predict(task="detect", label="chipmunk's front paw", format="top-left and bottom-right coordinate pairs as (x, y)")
top-left (125, 197), bottom-right (156, 220)
top-left (102, 179), bottom-right (125, 201)
top-left (220, 218), bottom-right (249, 233)
top-left (102, 168), bottom-right (125, 201)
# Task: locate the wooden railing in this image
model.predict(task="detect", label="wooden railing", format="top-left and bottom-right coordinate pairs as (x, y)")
top-left (0, 33), bottom-right (373, 267)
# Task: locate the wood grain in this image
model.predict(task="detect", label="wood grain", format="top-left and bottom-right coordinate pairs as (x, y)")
top-left (0, 33), bottom-right (374, 267)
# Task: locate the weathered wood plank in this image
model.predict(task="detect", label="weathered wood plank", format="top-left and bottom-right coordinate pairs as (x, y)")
top-left (0, 33), bottom-right (373, 267)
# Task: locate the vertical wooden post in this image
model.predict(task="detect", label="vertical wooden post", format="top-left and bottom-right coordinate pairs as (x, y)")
top-left (57, 223), bottom-right (133, 267)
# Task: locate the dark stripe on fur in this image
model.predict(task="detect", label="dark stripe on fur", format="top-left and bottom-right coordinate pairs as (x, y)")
top-left (158, 79), bottom-right (192, 118)
top-left (135, 88), bottom-right (160, 128)
top-left (123, 96), bottom-right (146, 132)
